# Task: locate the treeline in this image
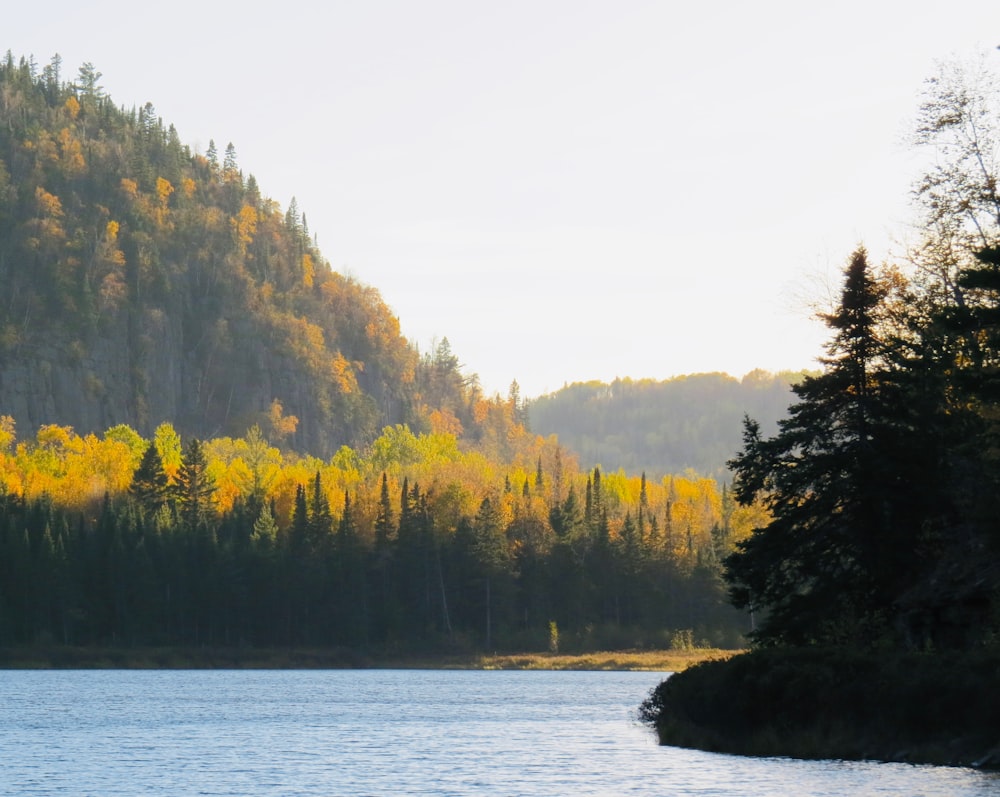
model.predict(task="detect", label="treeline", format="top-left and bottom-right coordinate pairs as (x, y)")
top-left (528, 372), bottom-right (806, 479)
top-left (0, 415), bottom-right (761, 652)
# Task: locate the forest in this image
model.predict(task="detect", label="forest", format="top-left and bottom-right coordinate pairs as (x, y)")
top-left (0, 52), bottom-right (775, 654)
top-left (0, 52), bottom-right (482, 457)
top-left (0, 416), bottom-right (763, 651)
top-left (528, 371), bottom-right (805, 479)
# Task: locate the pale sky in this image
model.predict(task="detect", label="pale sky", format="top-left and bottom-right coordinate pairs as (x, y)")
top-left (8, 1), bottom-right (1000, 397)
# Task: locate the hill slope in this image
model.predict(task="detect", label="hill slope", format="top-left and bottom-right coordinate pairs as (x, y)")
top-left (528, 371), bottom-right (806, 478)
top-left (0, 54), bottom-right (428, 455)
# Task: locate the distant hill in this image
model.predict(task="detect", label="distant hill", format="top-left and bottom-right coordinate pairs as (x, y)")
top-left (527, 371), bottom-right (808, 479)
top-left (0, 54), bottom-right (481, 455)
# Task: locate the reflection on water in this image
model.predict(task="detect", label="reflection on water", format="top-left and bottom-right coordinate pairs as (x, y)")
top-left (1, 669), bottom-right (997, 796)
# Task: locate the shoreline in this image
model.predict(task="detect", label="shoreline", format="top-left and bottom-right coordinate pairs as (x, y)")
top-left (639, 647), bottom-right (1000, 769)
top-left (0, 645), bottom-right (738, 672)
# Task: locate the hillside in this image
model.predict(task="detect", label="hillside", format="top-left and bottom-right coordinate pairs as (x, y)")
top-left (0, 54), bottom-right (459, 456)
top-left (528, 371), bottom-right (807, 479)
top-left (0, 53), bottom-right (802, 479)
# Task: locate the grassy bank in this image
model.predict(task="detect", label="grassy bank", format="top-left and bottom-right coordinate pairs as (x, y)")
top-left (0, 645), bottom-right (737, 671)
top-left (639, 647), bottom-right (1000, 768)
top-left (407, 648), bottom-right (738, 671)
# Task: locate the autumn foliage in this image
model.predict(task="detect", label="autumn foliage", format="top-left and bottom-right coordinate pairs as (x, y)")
top-left (0, 412), bottom-right (756, 651)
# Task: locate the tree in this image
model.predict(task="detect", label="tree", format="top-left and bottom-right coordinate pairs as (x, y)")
top-left (174, 438), bottom-right (216, 529)
top-left (251, 501), bottom-right (278, 546)
top-left (129, 441), bottom-right (169, 515)
top-left (902, 58), bottom-right (1000, 646)
top-left (223, 142), bottom-right (238, 174)
top-left (336, 491), bottom-right (368, 645)
top-left (154, 423), bottom-right (183, 480)
top-left (75, 62), bottom-right (103, 108)
top-left (725, 248), bottom-right (932, 647)
top-left (240, 424), bottom-right (279, 515)
top-left (459, 496), bottom-right (512, 649)
top-left (912, 57), bottom-right (1000, 280)
top-left (307, 470), bottom-right (333, 550)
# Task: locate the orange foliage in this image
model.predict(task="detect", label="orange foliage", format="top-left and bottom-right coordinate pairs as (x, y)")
top-left (232, 204), bottom-right (257, 254)
top-left (428, 408), bottom-right (463, 437)
top-left (120, 178), bottom-right (139, 201)
top-left (0, 416), bottom-right (14, 451)
top-left (35, 186), bottom-right (63, 217)
top-left (267, 399), bottom-right (299, 444)
top-left (57, 128), bottom-right (85, 177)
top-left (330, 353), bottom-right (359, 394)
top-left (156, 177), bottom-right (173, 206)
top-left (302, 253), bottom-right (315, 288)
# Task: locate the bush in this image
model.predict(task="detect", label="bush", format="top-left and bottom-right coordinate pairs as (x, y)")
top-left (639, 647), bottom-right (1000, 766)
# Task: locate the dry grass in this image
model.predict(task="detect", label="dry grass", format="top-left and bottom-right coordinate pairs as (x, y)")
top-left (438, 648), bottom-right (741, 672)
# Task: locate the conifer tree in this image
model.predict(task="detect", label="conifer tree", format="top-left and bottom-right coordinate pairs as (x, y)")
top-left (128, 442), bottom-right (169, 515)
top-left (174, 438), bottom-right (216, 529)
top-left (725, 248), bottom-right (927, 646)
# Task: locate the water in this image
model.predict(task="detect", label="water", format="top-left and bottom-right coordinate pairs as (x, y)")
top-left (1, 670), bottom-right (997, 796)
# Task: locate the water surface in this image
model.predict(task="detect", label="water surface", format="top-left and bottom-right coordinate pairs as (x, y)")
top-left (1, 669), bottom-right (996, 796)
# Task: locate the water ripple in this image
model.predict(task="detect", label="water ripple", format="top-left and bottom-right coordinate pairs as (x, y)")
top-left (1, 670), bottom-right (997, 796)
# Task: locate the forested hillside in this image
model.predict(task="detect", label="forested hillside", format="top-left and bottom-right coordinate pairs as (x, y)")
top-left (0, 53), bottom-right (767, 654)
top-left (528, 371), bottom-right (806, 478)
top-left (0, 53), bottom-right (487, 456)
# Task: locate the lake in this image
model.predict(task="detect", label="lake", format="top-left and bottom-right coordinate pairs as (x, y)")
top-left (1, 669), bottom-right (997, 796)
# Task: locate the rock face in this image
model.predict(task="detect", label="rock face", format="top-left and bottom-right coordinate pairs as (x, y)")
top-left (0, 299), bottom-right (406, 456)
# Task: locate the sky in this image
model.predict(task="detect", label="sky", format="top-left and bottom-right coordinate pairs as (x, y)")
top-left (8, 1), bottom-right (1000, 398)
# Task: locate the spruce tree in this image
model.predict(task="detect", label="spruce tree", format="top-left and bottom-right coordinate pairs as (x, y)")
top-left (128, 442), bottom-right (169, 515)
top-left (174, 438), bottom-right (216, 530)
top-left (725, 248), bottom-right (930, 647)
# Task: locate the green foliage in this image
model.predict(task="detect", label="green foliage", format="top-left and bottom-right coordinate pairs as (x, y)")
top-left (174, 438), bottom-right (216, 529)
top-left (725, 248), bottom-right (995, 649)
top-left (0, 420), bottom-right (749, 652)
top-left (128, 441), bottom-right (169, 514)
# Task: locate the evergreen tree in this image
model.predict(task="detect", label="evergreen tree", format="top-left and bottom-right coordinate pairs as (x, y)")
top-left (725, 248), bottom-right (932, 647)
top-left (307, 470), bottom-right (333, 551)
top-left (471, 496), bottom-right (511, 649)
top-left (336, 491), bottom-right (368, 645)
top-left (174, 438), bottom-right (216, 529)
top-left (251, 502), bottom-right (278, 546)
top-left (128, 442), bottom-right (169, 515)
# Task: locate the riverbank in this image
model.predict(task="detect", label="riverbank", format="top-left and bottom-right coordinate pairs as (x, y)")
top-left (639, 647), bottom-right (1000, 769)
top-left (0, 644), bottom-right (737, 671)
